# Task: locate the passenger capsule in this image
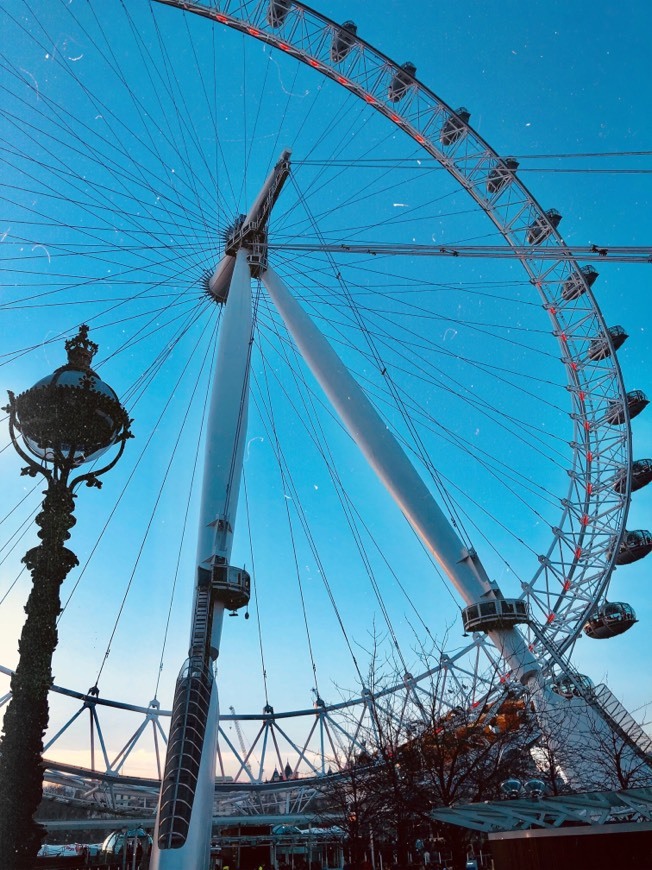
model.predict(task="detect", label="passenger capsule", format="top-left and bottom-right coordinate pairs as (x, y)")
top-left (526, 208), bottom-right (562, 244)
top-left (487, 157), bottom-right (519, 194)
top-left (440, 107), bottom-right (471, 146)
top-left (605, 390), bottom-right (649, 425)
top-left (330, 20), bottom-right (357, 63)
top-left (562, 265), bottom-right (599, 302)
top-left (615, 529), bottom-right (652, 565)
top-left (267, 0), bottom-right (291, 28)
top-left (583, 602), bottom-right (637, 639)
top-left (99, 830), bottom-right (153, 865)
top-left (461, 598), bottom-right (528, 633)
top-left (613, 458), bottom-right (652, 494)
top-left (587, 325), bottom-right (628, 361)
top-left (388, 62), bottom-right (416, 103)
top-left (552, 673), bottom-right (594, 698)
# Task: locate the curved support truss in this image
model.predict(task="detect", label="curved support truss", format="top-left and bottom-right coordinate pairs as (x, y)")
top-left (3, 650), bottom-right (513, 791)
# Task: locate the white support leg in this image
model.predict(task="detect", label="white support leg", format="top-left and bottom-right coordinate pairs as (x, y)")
top-left (263, 265), bottom-right (649, 789)
top-left (151, 249), bottom-right (252, 870)
top-left (261, 265), bottom-right (538, 683)
top-left (195, 247), bottom-right (253, 656)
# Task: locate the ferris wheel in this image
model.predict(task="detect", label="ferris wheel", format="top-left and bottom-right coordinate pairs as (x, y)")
top-left (0, 0), bottom-right (650, 823)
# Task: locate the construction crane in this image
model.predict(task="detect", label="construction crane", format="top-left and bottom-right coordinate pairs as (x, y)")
top-left (229, 706), bottom-right (254, 779)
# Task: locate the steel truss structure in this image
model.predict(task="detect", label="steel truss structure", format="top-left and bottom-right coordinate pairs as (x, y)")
top-left (431, 785), bottom-right (652, 832)
top-left (152, 0), bottom-right (633, 665)
top-left (20, 666), bottom-right (651, 818)
top-left (1, 0), bottom-right (649, 817)
top-left (42, 761), bottom-right (326, 827)
top-left (3, 653), bottom-right (520, 793)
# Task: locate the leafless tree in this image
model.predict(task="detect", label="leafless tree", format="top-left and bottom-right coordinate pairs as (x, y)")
top-left (531, 686), bottom-right (652, 793)
top-left (321, 636), bottom-right (537, 870)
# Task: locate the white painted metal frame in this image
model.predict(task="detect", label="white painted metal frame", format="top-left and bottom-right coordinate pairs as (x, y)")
top-left (0, 0), bottom-right (640, 800)
top-left (153, 0), bottom-right (632, 672)
top-left (152, 248), bottom-right (253, 869)
top-left (432, 786), bottom-right (652, 832)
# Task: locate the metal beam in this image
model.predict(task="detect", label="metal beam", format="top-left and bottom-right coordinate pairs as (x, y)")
top-left (261, 264), bottom-right (539, 685)
top-left (431, 786), bottom-right (652, 833)
top-left (268, 242), bottom-right (652, 264)
top-left (41, 813), bottom-right (342, 832)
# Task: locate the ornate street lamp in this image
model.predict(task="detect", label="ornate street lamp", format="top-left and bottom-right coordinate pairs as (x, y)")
top-left (0, 326), bottom-right (132, 869)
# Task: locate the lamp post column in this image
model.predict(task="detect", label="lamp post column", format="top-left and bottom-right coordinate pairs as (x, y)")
top-left (0, 475), bottom-right (79, 865)
top-left (0, 326), bottom-right (132, 870)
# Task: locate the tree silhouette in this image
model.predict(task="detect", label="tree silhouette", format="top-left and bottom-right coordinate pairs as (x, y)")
top-left (320, 639), bottom-right (536, 870)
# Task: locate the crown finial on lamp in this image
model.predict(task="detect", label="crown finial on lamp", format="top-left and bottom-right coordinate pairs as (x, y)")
top-left (64, 324), bottom-right (98, 371)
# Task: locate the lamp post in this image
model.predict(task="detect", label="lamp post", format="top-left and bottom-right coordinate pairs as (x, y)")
top-left (0, 326), bottom-right (132, 869)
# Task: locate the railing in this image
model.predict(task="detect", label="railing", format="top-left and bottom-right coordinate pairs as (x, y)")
top-left (592, 683), bottom-right (652, 757)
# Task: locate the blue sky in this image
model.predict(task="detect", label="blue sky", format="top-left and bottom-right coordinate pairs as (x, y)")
top-left (0, 0), bottom-right (650, 774)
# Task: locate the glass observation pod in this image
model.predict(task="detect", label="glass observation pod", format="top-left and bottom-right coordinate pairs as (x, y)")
top-left (267, 0), bottom-right (292, 28)
top-left (440, 107), bottom-right (471, 146)
top-left (461, 598), bottom-right (529, 633)
top-left (615, 529), bottom-right (652, 565)
top-left (487, 157), bottom-right (519, 194)
top-left (331, 20), bottom-right (358, 63)
top-left (551, 673), bottom-right (594, 698)
top-left (588, 325), bottom-right (628, 362)
top-left (583, 602), bottom-right (637, 639)
top-left (388, 62), bottom-right (417, 102)
top-left (100, 829), bottom-right (152, 864)
top-left (606, 389), bottom-right (649, 425)
top-left (199, 563), bottom-right (251, 614)
top-left (613, 458), bottom-right (652, 494)
top-left (562, 265), bottom-right (599, 302)
top-left (526, 208), bottom-right (562, 244)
